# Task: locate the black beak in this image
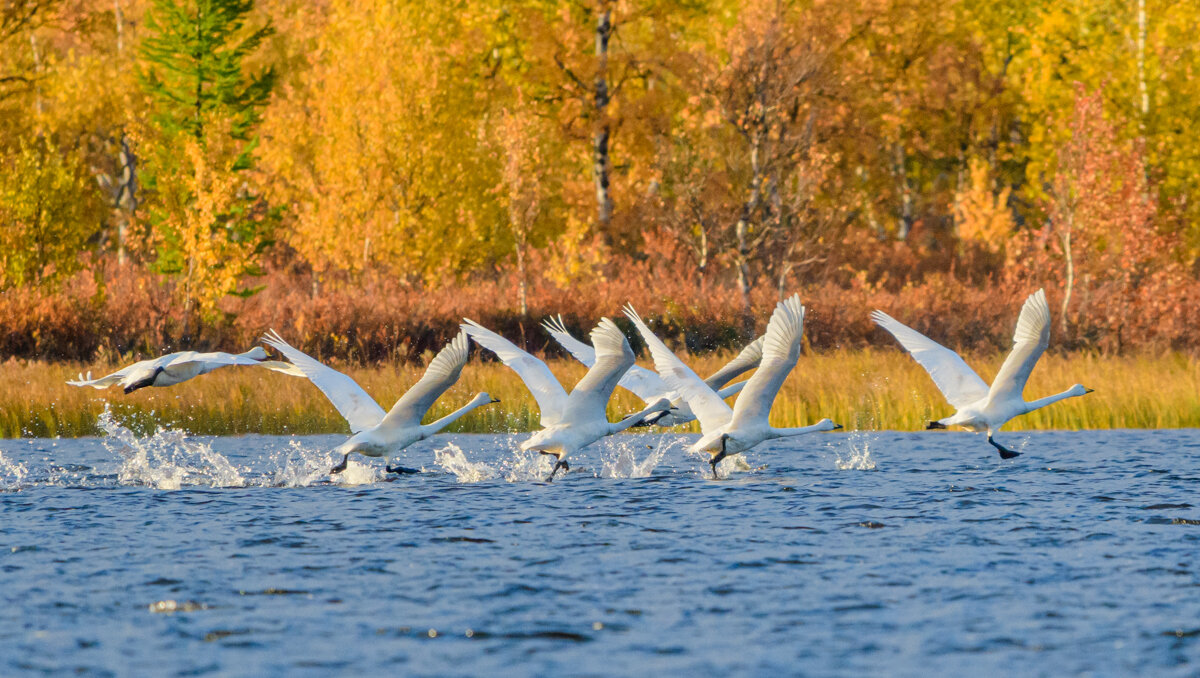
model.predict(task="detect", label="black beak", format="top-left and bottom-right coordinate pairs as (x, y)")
top-left (489, 397), bottom-right (501, 403)
top-left (1084, 388), bottom-right (1094, 394)
top-left (833, 424), bottom-right (844, 430)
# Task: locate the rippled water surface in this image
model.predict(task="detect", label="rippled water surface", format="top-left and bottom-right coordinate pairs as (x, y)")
top-left (2, 424), bottom-right (1198, 676)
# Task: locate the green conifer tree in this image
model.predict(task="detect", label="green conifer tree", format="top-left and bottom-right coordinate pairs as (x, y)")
top-left (137, 0), bottom-right (277, 337)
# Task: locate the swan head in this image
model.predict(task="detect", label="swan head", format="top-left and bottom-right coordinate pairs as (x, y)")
top-left (474, 392), bottom-right (500, 406)
top-left (1070, 384), bottom-right (1094, 397)
top-left (241, 346), bottom-right (269, 361)
top-left (815, 418), bottom-right (843, 432)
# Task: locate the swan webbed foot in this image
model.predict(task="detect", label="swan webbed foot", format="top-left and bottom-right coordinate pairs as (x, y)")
top-left (927, 421), bottom-right (947, 430)
top-left (988, 436), bottom-right (1021, 460)
top-left (385, 464), bottom-right (420, 475)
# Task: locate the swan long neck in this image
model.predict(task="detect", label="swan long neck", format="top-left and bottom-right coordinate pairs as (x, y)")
top-left (1024, 388), bottom-right (1083, 414)
top-left (608, 398), bottom-right (672, 435)
top-left (715, 381), bottom-right (747, 399)
top-left (768, 422), bottom-right (829, 439)
top-left (421, 395), bottom-right (489, 436)
top-left (238, 346), bottom-right (268, 360)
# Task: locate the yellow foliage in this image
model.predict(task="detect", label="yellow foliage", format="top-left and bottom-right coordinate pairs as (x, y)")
top-left (954, 158), bottom-right (1013, 254)
top-left (0, 137), bottom-right (103, 288)
top-left (147, 124), bottom-right (264, 318)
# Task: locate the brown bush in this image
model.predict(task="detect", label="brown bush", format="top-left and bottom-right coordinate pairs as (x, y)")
top-left (3, 235), bottom-right (1199, 364)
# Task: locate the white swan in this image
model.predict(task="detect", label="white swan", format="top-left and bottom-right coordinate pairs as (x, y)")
top-left (262, 329), bottom-right (498, 474)
top-left (66, 347), bottom-right (299, 393)
top-left (542, 315), bottom-right (763, 427)
top-left (624, 296), bottom-right (842, 478)
top-left (871, 288), bottom-right (1093, 459)
top-left (462, 317), bottom-right (671, 480)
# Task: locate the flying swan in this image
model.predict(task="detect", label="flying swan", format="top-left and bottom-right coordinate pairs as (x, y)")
top-left (871, 288), bottom-right (1093, 459)
top-left (462, 317), bottom-right (671, 481)
top-left (542, 315), bottom-right (764, 427)
top-left (262, 329), bottom-right (498, 474)
top-left (624, 295), bottom-right (841, 478)
top-left (67, 347), bottom-right (300, 393)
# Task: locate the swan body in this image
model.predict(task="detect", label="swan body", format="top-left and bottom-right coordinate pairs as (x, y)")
top-left (263, 329), bottom-right (497, 473)
top-left (542, 315), bottom-right (763, 427)
top-left (462, 317), bottom-right (670, 480)
top-left (872, 288), bottom-right (1093, 459)
top-left (66, 347), bottom-right (298, 393)
top-left (624, 295), bottom-right (841, 478)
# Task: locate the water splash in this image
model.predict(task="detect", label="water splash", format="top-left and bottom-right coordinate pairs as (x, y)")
top-left (434, 443), bottom-right (501, 483)
top-left (0, 449), bottom-right (29, 490)
top-left (268, 440), bottom-right (335, 487)
top-left (433, 441), bottom-right (556, 484)
top-left (264, 439), bottom-right (383, 487)
top-left (836, 431), bottom-right (878, 471)
top-left (330, 460), bottom-right (383, 486)
top-left (503, 449), bottom-right (556, 482)
top-left (600, 437), bottom-right (674, 478)
top-left (97, 406), bottom-right (245, 490)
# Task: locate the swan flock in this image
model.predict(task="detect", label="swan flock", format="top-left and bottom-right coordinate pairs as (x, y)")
top-left (67, 289), bottom-right (1091, 479)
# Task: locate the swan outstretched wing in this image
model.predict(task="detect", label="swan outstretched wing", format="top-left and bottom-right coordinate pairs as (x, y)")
top-left (988, 289), bottom-right (1052, 403)
top-left (462, 319), bottom-right (569, 425)
top-left (543, 315), bottom-right (671, 404)
top-left (731, 295), bottom-right (805, 428)
top-left (258, 360), bottom-right (306, 377)
top-left (542, 315), bottom-right (596, 365)
top-left (703, 335), bottom-right (764, 390)
top-left (380, 330), bottom-right (471, 429)
top-left (66, 352), bottom-right (178, 389)
top-left (623, 304), bottom-right (732, 432)
top-left (66, 364), bottom-right (139, 388)
top-left (158, 348), bottom-right (269, 380)
top-left (871, 310), bottom-right (990, 409)
top-left (560, 318), bottom-right (635, 424)
top-left (261, 330), bottom-right (385, 433)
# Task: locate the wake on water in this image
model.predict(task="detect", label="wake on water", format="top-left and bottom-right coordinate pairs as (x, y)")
top-left (0, 449), bottom-right (29, 491)
top-left (433, 435), bottom-right (682, 483)
top-left (95, 406), bottom-right (380, 490)
top-left (433, 442), bottom-right (556, 483)
top-left (4, 408), bottom-right (871, 490)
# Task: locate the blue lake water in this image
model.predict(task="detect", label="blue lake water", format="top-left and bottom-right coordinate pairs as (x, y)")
top-left (1, 422), bottom-right (1198, 676)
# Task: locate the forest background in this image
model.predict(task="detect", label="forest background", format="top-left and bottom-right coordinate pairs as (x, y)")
top-left (1, 0), bottom-right (1199, 379)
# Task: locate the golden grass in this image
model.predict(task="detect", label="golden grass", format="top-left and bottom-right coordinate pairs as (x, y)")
top-left (3, 349), bottom-right (1198, 438)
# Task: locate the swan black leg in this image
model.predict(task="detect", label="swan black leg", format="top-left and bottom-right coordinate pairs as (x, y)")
top-left (988, 435), bottom-right (1021, 459)
top-left (330, 453), bottom-right (350, 474)
top-left (547, 457), bottom-right (569, 482)
top-left (710, 435), bottom-right (730, 479)
top-left (385, 463), bottom-right (420, 475)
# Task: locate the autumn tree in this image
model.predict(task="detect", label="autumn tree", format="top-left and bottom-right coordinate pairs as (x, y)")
top-left (258, 0), bottom-right (508, 287)
top-left (138, 0), bottom-right (276, 333)
top-left (496, 0), bottom-right (702, 249)
top-left (0, 136), bottom-right (105, 288)
top-left (0, 0), bottom-right (58, 106)
top-left (491, 103), bottom-right (555, 317)
top-left (710, 0), bottom-right (826, 329)
top-left (1048, 84), bottom-right (1170, 347)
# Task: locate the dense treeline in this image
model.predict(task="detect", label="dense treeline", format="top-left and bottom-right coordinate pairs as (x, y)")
top-left (1, 0), bottom-right (1198, 361)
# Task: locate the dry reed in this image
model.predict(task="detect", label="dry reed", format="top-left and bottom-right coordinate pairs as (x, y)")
top-left (2, 349), bottom-right (1197, 438)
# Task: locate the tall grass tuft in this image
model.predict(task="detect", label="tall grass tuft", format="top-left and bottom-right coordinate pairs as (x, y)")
top-left (2, 349), bottom-right (1198, 438)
